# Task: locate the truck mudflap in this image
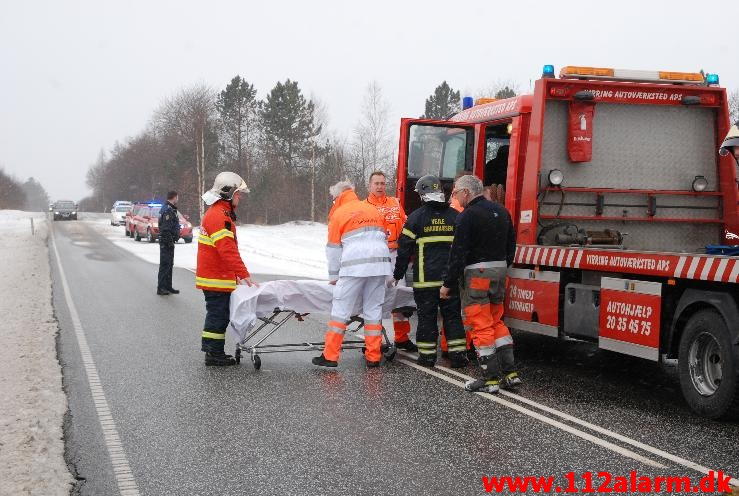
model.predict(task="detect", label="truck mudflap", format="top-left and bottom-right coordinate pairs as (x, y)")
top-left (504, 268), bottom-right (560, 337)
top-left (598, 277), bottom-right (662, 361)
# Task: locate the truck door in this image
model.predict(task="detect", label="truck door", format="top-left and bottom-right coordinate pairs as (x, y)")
top-left (397, 119), bottom-right (476, 213)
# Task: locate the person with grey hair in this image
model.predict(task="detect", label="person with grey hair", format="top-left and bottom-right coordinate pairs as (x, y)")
top-left (313, 180), bottom-right (392, 368)
top-left (441, 174), bottom-right (520, 393)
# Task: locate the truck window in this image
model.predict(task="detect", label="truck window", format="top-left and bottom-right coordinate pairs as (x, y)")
top-left (407, 124), bottom-right (473, 179)
top-left (484, 123), bottom-right (511, 187)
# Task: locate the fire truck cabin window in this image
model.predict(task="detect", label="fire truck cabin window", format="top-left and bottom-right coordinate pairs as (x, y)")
top-left (407, 125), bottom-right (472, 179)
top-left (484, 123), bottom-right (511, 187)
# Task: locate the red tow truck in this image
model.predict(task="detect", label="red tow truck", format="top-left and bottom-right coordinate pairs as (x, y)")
top-left (396, 65), bottom-right (739, 419)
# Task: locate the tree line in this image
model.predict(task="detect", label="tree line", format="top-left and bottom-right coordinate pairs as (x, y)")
top-left (82, 77), bottom-right (503, 224)
top-left (0, 169), bottom-right (50, 211)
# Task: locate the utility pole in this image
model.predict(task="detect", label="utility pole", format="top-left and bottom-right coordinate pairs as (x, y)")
top-left (311, 144), bottom-right (316, 222)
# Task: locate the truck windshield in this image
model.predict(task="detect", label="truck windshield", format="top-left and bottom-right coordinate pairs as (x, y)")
top-left (407, 124), bottom-right (472, 179)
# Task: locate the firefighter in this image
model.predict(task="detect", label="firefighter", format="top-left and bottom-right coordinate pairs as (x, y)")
top-left (313, 181), bottom-right (392, 368)
top-left (364, 171), bottom-right (417, 352)
top-left (441, 174), bottom-right (521, 393)
top-left (720, 121), bottom-right (739, 165)
top-left (157, 191), bottom-right (181, 295)
top-left (394, 175), bottom-right (468, 368)
top-left (196, 172), bottom-right (256, 366)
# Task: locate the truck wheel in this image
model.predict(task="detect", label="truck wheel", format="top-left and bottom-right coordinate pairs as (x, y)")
top-left (678, 309), bottom-right (739, 420)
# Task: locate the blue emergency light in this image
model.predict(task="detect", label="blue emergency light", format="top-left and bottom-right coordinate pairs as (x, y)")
top-left (706, 73), bottom-right (719, 85)
top-left (462, 96), bottom-right (474, 110)
top-left (542, 64), bottom-right (555, 78)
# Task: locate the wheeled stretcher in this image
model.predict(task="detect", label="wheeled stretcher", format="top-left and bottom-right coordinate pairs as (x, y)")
top-left (228, 280), bottom-right (416, 369)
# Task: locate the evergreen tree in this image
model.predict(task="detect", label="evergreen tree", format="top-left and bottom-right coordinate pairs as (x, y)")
top-left (260, 79), bottom-right (318, 172)
top-left (216, 76), bottom-right (259, 182)
top-left (422, 81), bottom-right (461, 119)
top-left (494, 86), bottom-right (516, 99)
top-left (22, 177), bottom-right (50, 211)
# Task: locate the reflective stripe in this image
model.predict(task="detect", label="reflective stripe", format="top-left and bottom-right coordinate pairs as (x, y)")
top-left (446, 339), bottom-right (467, 346)
top-left (495, 335), bottom-right (514, 347)
top-left (341, 225), bottom-right (385, 241)
top-left (197, 235), bottom-right (215, 246)
top-left (413, 281), bottom-right (442, 289)
top-left (341, 256), bottom-right (391, 268)
top-left (418, 348), bottom-right (438, 355)
top-left (477, 345), bottom-right (496, 357)
top-left (364, 320), bottom-right (382, 326)
top-left (211, 229), bottom-right (234, 243)
top-left (330, 316), bottom-right (349, 324)
top-left (196, 276), bottom-right (236, 289)
top-left (202, 331), bottom-right (226, 340)
top-left (416, 235), bottom-right (454, 245)
top-left (401, 228), bottom-right (417, 240)
top-left (465, 260), bottom-right (507, 270)
top-left (326, 242), bottom-right (341, 248)
top-left (448, 346), bottom-right (467, 352)
top-left (329, 271), bottom-right (340, 276)
top-left (416, 341), bottom-right (436, 349)
top-left (364, 329), bottom-right (383, 337)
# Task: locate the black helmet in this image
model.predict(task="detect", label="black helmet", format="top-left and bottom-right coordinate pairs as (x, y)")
top-left (719, 122), bottom-right (739, 157)
top-left (415, 175), bottom-right (445, 202)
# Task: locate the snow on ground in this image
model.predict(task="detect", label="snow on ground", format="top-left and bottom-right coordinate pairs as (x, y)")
top-left (87, 214), bottom-right (328, 279)
top-left (0, 211), bottom-right (74, 495)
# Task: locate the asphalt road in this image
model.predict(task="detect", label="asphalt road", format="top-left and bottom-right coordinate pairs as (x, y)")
top-left (52, 218), bottom-right (739, 496)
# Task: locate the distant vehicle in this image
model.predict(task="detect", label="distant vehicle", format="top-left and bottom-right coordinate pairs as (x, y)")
top-left (51, 200), bottom-right (78, 221)
top-left (110, 204), bottom-right (132, 226)
top-left (124, 203), bottom-right (147, 237)
top-left (132, 203), bottom-right (193, 243)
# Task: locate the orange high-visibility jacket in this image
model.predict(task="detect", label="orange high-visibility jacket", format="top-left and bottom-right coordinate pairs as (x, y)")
top-left (196, 200), bottom-right (249, 292)
top-left (364, 193), bottom-right (407, 250)
top-left (327, 189), bottom-right (392, 281)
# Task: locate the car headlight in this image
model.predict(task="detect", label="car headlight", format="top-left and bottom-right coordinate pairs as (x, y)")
top-left (55, 211), bottom-right (59, 214)
top-left (72, 211), bottom-right (76, 215)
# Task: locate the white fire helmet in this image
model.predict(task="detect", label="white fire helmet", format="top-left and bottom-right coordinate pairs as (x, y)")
top-left (719, 121), bottom-right (739, 158)
top-left (202, 172), bottom-right (250, 205)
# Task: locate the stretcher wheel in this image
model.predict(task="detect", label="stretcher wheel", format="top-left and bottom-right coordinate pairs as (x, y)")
top-left (252, 354), bottom-right (261, 370)
top-left (234, 348), bottom-right (241, 364)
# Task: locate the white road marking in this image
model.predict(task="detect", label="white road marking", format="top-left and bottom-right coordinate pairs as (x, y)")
top-left (51, 227), bottom-right (140, 496)
top-left (397, 351), bottom-right (739, 486)
top-left (397, 357), bottom-right (665, 468)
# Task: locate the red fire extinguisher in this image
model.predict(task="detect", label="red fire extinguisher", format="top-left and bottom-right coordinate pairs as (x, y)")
top-left (568, 101), bottom-right (596, 163)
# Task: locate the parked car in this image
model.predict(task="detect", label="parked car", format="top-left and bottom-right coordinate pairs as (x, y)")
top-left (133, 204), bottom-right (194, 243)
top-left (110, 204), bottom-right (132, 226)
top-left (125, 203), bottom-right (147, 237)
top-left (50, 200), bottom-right (78, 221)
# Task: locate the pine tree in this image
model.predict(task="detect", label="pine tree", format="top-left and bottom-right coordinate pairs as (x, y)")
top-left (216, 76), bottom-right (259, 182)
top-left (22, 177), bottom-right (50, 211)
top-left (494, 86), bottom-right (516, 99)
top-left (422, 81), bottom-right (461, 119)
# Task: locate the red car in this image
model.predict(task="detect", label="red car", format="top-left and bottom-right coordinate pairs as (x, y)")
top-left (125, 203), bottom-right (147, 238)
top-left (131, 203), bottom-right (193, 243)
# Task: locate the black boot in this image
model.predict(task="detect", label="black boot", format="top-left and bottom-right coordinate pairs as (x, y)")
top-left (417, 354), bottom-right (436, 368)
top-left (167, 288), bottom-right (180, 294)
top-left (447, 351), bottom-right (469, 369)
top-left (395, 340), bottom-right (418, 352)
top-left (157, 288), bottom-right (170, 295)
top-left (205, 352), bottom-right (236, 366)
top-left (312, 354), bottom-right (338, 368)
top-left (365, 359), bottom-right (380, 368)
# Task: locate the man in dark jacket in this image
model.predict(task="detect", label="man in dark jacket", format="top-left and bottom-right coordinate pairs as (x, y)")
top-left (441, 175), bottom-right (520, 393)
top-left (394, 175), bottom-right (468, 368)
top-left (157, 191), bottom-right (181, 295)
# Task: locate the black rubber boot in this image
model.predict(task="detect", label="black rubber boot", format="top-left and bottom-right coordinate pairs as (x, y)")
top-left (167, 288), bottom-right (180, 294)
top-left (447, 351), bottom-right (469, 369)
top-left (365, 360), bottom-right (381, 368)
top-left (417, 354), bottom-right (436, 368)
top-left (464, 378), bottom-right (500, 394)
top-left (157, 288), bottom-right (170, 295)
top-left (312, 355), bottom-right (338, 368)
top-left (205, 352), bottom-right (236, 366)
top-left (502, 371), bottom-right (523, 389)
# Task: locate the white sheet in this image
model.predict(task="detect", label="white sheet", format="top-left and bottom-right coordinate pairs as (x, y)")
top-left (228, 280), bottom-right (416, 341)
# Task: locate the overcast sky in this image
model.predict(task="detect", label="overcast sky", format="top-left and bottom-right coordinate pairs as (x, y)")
top-left (1, 0), bottom-right (737, 201)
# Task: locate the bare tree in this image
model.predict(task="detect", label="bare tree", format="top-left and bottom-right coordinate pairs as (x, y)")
top-left (352, 81), bottom-right (393, 190)
top-left (475, 78), bottom-right (522, 100)
top-left (153, 84), bottom-right (216, 219)
top-left (729, 89), bottom-right (739, 124)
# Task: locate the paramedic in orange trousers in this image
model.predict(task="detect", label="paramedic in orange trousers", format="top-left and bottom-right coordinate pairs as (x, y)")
top-left (313, 181), bottom-right (392, 368)
top-left (440, 174), bottom-right (522, 393)
top-left (364, 171), bottom-right (417, 352)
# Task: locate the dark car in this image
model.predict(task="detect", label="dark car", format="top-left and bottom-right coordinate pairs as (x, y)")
top-left (51, 201), bottom-right (78, 221)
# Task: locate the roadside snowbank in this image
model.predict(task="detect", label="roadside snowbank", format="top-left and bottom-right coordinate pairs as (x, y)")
top-left (0, 211), bottom-right (73, 495)
top-left (88, 215), bottom-right (328, 279)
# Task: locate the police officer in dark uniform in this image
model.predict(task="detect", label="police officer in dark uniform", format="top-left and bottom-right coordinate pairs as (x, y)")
top-left (394, 175), bottom-right (468, 368)
top-left (157, 191), bottom-right (181, 295)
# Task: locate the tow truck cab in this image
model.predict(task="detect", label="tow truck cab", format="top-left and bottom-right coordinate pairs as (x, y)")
top-left (396, 65), bottom-right (739, 419)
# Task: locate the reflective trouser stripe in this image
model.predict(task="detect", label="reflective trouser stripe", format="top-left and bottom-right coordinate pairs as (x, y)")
top-left (495, 335), bottom-right (514, 347)
top-left (327, 321), bottom-right (347, 335)
top-left (364, 324), bottom-right (383, 337)
top-left (202, 331), bottom-right (226, 340)
top-left (365, 320), bottom-right (382, 326)
top-left (477, 345), bottom-right (496, 357)
top-left (417, 341), bottom-right (437, 354)
top-left (364, 329), bottom-right (383, 337)
top-left (341, 256), bottom-right (391, 268)
top-left (446, 338), bottom-right (467, 352)
top-left (330, 315), bottom-right (349, 324)
top-left (465, 260), bottom-right (508, 270)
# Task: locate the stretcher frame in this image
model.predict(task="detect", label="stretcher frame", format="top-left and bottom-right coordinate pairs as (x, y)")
top-left (233, 308), bottom-right (407, 370)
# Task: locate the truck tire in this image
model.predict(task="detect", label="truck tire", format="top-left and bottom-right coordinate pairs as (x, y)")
top-left (678, 309), bottom-right (739, 420)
